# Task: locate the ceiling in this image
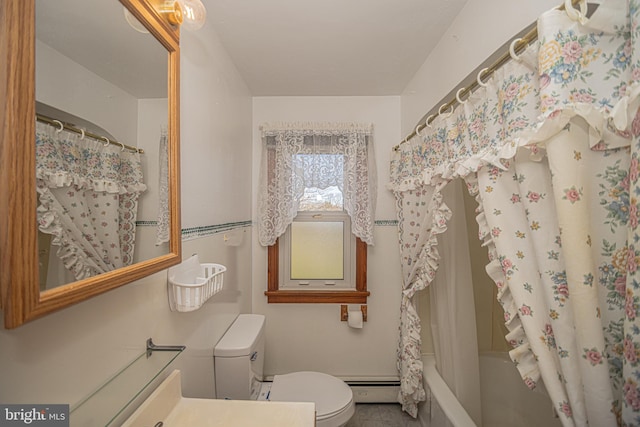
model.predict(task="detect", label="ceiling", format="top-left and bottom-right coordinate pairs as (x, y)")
top-left (35, 0), bottom-right (470, 98)
top-left (206, 0), bottom-right (470, 96)
top-left (36, 0), bottom-right (168, 99)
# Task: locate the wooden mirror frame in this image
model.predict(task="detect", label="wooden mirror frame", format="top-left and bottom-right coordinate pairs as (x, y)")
top-left (0, 0), bottom-right (181, 329)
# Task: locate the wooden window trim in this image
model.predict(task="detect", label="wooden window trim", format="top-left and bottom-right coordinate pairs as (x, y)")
top-left (265, 237), bottom-right (369, 303)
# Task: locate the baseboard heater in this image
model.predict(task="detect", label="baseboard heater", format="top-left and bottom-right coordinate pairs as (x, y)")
top-left (346, 381), bottom-right (401, 403)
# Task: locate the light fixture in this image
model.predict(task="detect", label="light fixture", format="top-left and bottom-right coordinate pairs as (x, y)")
top-left (124, 0), bottom-right (207, 34)
top-left (123, 7), bottom-right (150, 34)
top-left (164, 0), bottom-right (207, 31)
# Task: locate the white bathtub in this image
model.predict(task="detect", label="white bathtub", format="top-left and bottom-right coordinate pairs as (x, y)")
top-left (420, 353), bottom-right (562, 427)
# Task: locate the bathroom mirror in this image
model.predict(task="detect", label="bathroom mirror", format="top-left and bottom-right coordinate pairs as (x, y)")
top-left (0, 0), bottom-right (181, 328)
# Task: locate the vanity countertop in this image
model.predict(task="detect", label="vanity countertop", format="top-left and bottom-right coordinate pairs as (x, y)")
top-left (162, 398), bottom-right (315, 426)
top-left (122, 370), bottom-right (316, 427)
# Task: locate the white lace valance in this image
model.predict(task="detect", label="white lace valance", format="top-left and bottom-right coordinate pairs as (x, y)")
top-left (257, 121), bottom-right (376, 246)
top-left (260, 121), bottom-right (373, 135)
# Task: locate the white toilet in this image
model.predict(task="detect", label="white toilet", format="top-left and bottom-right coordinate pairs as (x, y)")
top-left (214, 314), bottom-right (355, 427)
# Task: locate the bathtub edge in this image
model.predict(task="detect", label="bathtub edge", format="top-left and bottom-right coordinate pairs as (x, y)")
top-left (422, 354), bottom-right (477, 427)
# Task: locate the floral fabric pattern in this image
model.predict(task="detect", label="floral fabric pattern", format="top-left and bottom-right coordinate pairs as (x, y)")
top-left (395, 182), bottom-right (450, 417)
top-left (36, 122), bottom-right (146, 281)
top-left (388, 1), bottom-right (640, 424)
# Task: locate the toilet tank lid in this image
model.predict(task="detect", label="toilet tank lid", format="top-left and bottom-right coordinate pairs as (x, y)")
top-left (214, 314), bottom-right (265, 357)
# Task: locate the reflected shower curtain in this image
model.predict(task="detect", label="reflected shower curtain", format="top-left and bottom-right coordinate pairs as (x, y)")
top-left (36, 122), bottom-right (146, 281)
top-left (389, 0), bottom-right (640, 424)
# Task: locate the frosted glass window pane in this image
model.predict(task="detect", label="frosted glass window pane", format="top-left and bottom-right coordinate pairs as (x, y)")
top-left (290, 222), bottom-right (343, 280)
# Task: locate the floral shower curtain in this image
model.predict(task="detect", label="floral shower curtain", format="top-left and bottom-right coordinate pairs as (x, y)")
top-left (36, 122), bottom-right (146, 281)
top-left (394, 179), bottom-right (450, 417)
top-left (389, 0), bottom-right (640, 424)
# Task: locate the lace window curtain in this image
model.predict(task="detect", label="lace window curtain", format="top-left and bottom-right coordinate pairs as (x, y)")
top-left (156, 130), bottom-right (169, 246)
top-left (36, 121), bottom-right (146, 281)
top-left (389, 0), bottom-right (640, 424)
top-left (258, 122), bottom-right (376, 246)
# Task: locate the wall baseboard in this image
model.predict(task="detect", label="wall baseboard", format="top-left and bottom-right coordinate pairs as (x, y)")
top-left (347, 381), bottom-right (400, 403)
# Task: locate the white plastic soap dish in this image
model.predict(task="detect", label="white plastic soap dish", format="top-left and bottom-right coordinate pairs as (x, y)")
top-left (167, 254), bottom-right (226, 312)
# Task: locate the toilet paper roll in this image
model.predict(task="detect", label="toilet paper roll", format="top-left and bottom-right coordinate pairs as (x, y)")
top-left (348, 309), bottom-right (363, 328)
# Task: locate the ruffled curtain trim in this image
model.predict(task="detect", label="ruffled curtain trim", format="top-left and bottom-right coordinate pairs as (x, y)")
top-left (36, 122), bottom-right (147, 195)
top-left (36, 169), bottom-right (147, 195)
top-left (36, 121), bottom-right (145, 282)
top-left (389, 98), bottom-right (635, 194)
top-left (37, 187), bottom-right (116, 280)
top-left (397, 189), bottom-right (452, 417)
top-left (464, 174), bottom-right (539, 387)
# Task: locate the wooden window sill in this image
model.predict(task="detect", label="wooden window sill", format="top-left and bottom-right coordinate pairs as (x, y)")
top-left (264, 290), bottom-right (369, 304)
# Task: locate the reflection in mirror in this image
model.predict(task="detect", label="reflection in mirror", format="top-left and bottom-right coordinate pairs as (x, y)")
top-left (1, 0), bottom-right (180, 329)
top-left (35, 0), bottom-right (169, 290)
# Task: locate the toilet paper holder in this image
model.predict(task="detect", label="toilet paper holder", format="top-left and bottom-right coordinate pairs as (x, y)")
top-left (340, 305), bottom-right (367, 322)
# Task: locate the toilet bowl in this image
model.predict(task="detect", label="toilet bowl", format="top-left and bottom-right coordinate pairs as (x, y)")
top-left (269, 371), bottom-right (355, 427)
top-left (214, 314), bottom-right (355, 427)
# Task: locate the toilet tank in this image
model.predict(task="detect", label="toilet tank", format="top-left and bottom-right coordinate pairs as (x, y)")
top-left (214, 314), bottom-right (266, 400)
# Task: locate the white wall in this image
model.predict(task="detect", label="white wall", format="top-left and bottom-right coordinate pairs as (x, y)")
top-left (180, 31), bottom-right (253, 227)
top-left (252, 96), bottom-right (403, 380)
top-left (401, 0), bottom-right (562, 136)
top-left (35, 40), bottom-right (138, 144)
top-left (400, 0), bottom-right (562, 354)
top-left (137, 98), bottom-right (168, 222)
top-left (0, 18), bottom-right (253, 416)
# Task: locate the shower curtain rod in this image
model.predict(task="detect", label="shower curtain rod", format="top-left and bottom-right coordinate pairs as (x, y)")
top-left (36, 113), bottom-right (144, 154)
top-left (395, 0), bottom-right (584, 151)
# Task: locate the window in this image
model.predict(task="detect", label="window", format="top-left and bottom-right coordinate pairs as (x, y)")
top-left (258, 122), bottom-right (375, 304)
top-left (267, 171), bottom-right (368, 303)
top-left (266, 236), bottom-right (368, 303)
top-left (284, 214), bottom-right (350, 288)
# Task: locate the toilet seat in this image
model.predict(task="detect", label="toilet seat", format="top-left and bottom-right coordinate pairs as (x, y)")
top-left (269, 371), bottom-right (354, 424)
